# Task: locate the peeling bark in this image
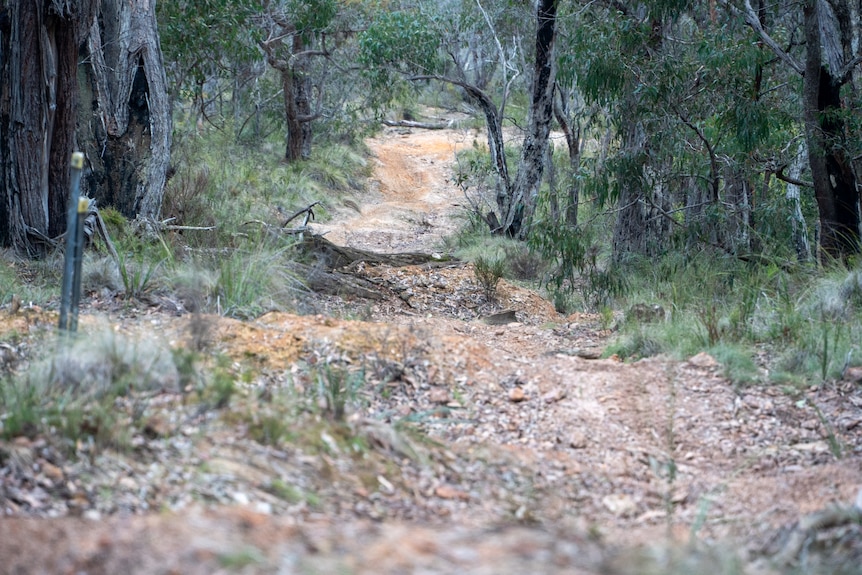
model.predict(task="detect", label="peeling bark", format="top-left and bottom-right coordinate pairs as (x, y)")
top-left (0, 0), bottom-right (96, 255)
top-left (802, 0), bottom-right (860, 259)
top-left (78, 0), bottom-right (172, 222)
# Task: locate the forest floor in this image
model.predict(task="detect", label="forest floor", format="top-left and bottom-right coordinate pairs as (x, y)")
top-left (0, 112), bottom-right (861, 574)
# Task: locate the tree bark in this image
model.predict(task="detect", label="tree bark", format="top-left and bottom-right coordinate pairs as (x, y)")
top-left (263, 38), bottom-right (315, 163)
top-left (612, 118), bottom-right (673, 261)
top-left (510, 0), bottom-right (558, 239)
top-left (802, 0), bottom-right (860, 259)
top-left (786, 140), bottom-right (813, 261)
top-left (553, 86), bottom-right (582, 227)
top-left (0, 0), bottom-right (97, 255)
top-left (77, 0), bottom-right (172, 223)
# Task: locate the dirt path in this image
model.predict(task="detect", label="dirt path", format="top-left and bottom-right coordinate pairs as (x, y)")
top-left (310, 122), bottom-right (474, 253)
top-left (1, 117), bottom-right (861, 574)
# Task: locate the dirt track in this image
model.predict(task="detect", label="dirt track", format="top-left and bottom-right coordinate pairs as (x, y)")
top-left (1, 117), bottom-right (861, 574)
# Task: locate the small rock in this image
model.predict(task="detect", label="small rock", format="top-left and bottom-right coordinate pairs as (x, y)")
top-left (842, 366), bottom-right (862, 383)
top-left (40, 461), bottom-right (64, 482)
top-left (253, 501), bottom-right (273, 515)
top-left (429, 388), bottom-right (450, 404)
top-left (508, 387), bottom-right (527, 402)
top-left (688, 352), bottom-right (719, 368)
top-left (143, 415), bottom-right (172, 438)
top-left (117, 476), bottom-right (138, 491)
top-left (542, 388), bottom-right (567, 403)
top-left (482, 310), bottom-right (517, 325)
top-left (83, 509), bottom-right (102, 521)
top-left (602, 494), bottom-right (637, 517)
top-left (575, 349), bottom-right (603, 360)
top-left (568, 431), bottom-right (588, 449)
top-left (231, 492), bottom-right (250, 505)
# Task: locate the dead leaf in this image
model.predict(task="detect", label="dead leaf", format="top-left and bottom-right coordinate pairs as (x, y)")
top-left (542, 388), bottom-right (567, 403)
top-left (434, 485), bottom-right (470, 501)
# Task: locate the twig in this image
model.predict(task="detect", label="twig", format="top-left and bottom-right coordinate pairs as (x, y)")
top-left (281, 201), bottom-right (322, 228)
top-left (382, 119), bottom-right (452, 130)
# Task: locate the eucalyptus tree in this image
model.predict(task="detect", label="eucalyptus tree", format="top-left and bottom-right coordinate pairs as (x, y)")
top-left (160, 0), bottom-right (368, 162)
top-left (157, 0), bottom-right (261, 123)
top-left (359, 0), bottom-right (557, 237)
top-left (0, 0), bottom-right (171, 255)
top-left (721, 0), bottom-right (862, 260)
top-left (559, 0), bottom-right (813, 263)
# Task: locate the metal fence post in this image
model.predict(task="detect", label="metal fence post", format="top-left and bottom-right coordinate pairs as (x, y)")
top-left (59, 152), bottom-right (85, 331)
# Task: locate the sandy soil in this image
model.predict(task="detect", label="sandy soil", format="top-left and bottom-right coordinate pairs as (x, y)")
top-left (1, 116), bottom-right (860, 574)
top-left (310, 121), bottom-right (475, 253)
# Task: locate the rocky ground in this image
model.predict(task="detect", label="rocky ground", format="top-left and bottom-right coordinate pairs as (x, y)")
top-left (0, 114), bottom-right (860, 574)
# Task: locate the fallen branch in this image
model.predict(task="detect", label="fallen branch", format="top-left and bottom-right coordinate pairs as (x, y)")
top-left (301, 234), bottom-right (452, 269)
top-left (281, 201), bottom-right (322, 228)
top-left (382, 119), bottom-right (452, 130)
top-left (771, 503), bottom-right (862, 566)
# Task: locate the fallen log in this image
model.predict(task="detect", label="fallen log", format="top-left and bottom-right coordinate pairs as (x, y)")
top-left (381, 119), bottom-right (452, 130)
top-left (295, 263), bottom-right (387, 300)
top-left (294, 234), bottom-right (457, 299)
top-left (302, 234), bottom-right (452, 269)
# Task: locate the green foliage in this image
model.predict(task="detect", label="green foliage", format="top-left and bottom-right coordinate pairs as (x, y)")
top-left (473, 255), bottom-right (506, 302)
top-left (0, 254), bottom-right (55, 308)
top-left (284, 0), bottom-right (338, 37)
top-left (358, 10), bottom-right (445, 99)
top-left (314, 362), bottom-right (365, 422)
top-left (218, 548), bottom-right (266, 570)
top-left (156, 134), bottom-right (368, 318)
top-left (708, 343), bottom-right (759, 387)
top-left (529, 219), bottom-right (627, 311)
top-left (0, 330), bottom-right (178, 448)
top-left (157, 0), bottom-right (261, 92)
top-left (606, 250), bottom-right (862, 387)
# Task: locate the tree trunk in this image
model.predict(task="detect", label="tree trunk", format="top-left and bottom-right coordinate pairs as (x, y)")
top-left (786, 140), bottom-right (813, 261)
top-left (510, 0), bottom-right (558, 238)
top-left (553, 86), bottom-right (582, 227)
top-left (802, 0), bottom-right (860, 260)
top-left (281, 67), bottom-right (305, 162)
top-left (612, 118), bottom-right (672, 261)
top-left (612, 17), bottom-right (671, 261)
top-left (0, 0), bottom-right (96, 255)
top-left (77, 0), bottom-right (172, 223)
top-left (456, 81), bottom-right (510, 224)
top-left (723, 167), bottom-right (753, 253)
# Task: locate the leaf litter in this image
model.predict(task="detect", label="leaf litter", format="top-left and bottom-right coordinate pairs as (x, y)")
top-left (1, 118), bottom-right (861, 574)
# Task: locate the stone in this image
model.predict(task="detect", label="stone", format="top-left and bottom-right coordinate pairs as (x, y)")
top-left (508, 387), bottom-right (527, 403)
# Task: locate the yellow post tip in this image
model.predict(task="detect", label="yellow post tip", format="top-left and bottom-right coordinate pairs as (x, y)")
top-left (71, 152), bottom-right (84, 170)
